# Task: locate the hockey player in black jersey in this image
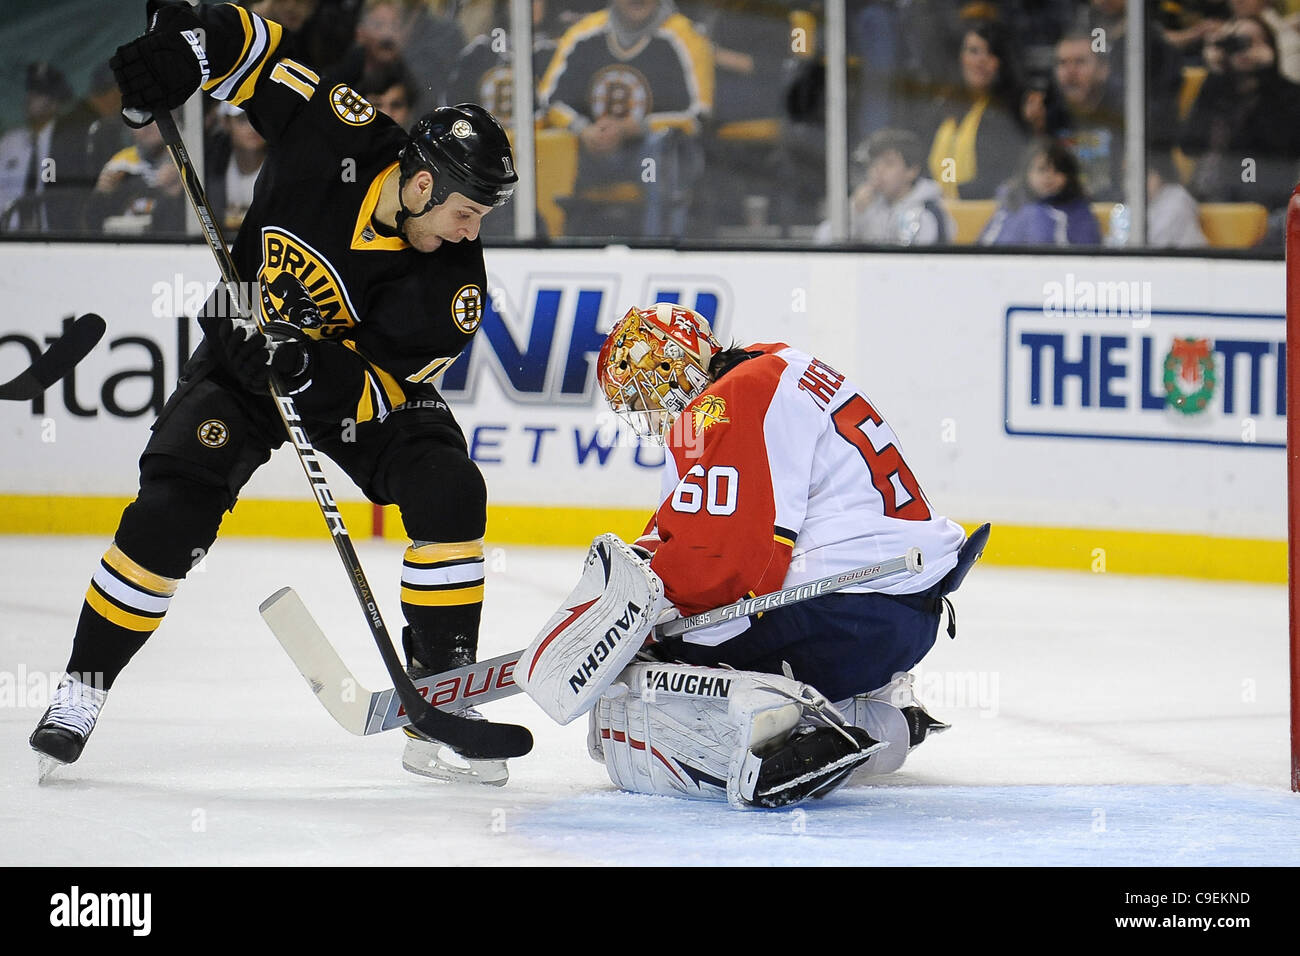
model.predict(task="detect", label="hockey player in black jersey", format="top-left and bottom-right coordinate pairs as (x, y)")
top-left (30, 0), bottom-right (521, 785)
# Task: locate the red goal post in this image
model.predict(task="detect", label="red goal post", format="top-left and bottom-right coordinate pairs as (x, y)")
top-left (1286, 185), bottom-right (1300, 791)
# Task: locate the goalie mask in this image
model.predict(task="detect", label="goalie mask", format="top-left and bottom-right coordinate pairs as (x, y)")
top-left (596, 303), bottom-right (721, 443)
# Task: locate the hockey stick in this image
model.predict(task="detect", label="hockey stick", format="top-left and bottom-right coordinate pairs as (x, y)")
top-left (0, 313), bottom-right (106, 400)
top-left (260, 548), bottom-right (924, 735)
top-left (138, 106), bottom-right (532, 758)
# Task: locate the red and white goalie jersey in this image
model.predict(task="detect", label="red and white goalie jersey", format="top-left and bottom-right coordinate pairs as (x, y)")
top-left (644, 343), bottom-right (967, 646)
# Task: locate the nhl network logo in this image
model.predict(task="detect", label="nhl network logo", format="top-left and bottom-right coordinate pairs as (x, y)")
top-left (49, 886), bottom-right (151, 936)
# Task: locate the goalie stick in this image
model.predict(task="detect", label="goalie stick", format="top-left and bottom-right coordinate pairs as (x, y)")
top-left (0, 313), bottom-right (106, 401)
top-left (137, 105), bottom-right (532, 759)
top-left (261, 548), bottom-right (923, 736)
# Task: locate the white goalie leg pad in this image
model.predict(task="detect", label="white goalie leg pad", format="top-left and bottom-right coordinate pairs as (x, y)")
top-left (517, 534), bottom-right (667, 725)
top-left (835, 673), bottom-right (921, 776)
top-left (590, 662), bottom-right (863, 809)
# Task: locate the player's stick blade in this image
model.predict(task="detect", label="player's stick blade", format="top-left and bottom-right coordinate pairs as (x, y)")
top-left (409, 708), bottom-right (534, 760)
top-left (0, 313), bottom-right (107, 400)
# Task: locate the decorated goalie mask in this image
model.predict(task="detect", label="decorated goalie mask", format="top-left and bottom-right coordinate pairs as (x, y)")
top-left (597, 303), bottom-right (721, 443)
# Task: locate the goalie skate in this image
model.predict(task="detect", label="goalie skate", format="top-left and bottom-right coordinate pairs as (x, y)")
top-left (402, 708), bottom-right (509, 786)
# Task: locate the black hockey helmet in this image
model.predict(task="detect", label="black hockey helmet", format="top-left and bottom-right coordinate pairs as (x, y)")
top-left (398, 104), bottom-right (518, 210)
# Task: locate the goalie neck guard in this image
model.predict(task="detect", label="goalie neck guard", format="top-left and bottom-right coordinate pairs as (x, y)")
top-left (396, 104), bottom-right (517, 227)
top-left (597, 303), bottom-right (722, 443)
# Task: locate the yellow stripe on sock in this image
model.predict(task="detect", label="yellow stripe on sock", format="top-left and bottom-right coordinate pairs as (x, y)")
top-left (84, 586), bottom-right (164, 633)
top-left (400, 584), bottom-right (485, 607)
top-left (404, 540), bottom-right (484, 565)
top-left (103, 544), bottom-right (178, 596)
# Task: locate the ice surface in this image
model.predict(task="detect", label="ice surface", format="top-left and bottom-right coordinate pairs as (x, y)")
top-left (2, 535), bottom-right (1296, 866)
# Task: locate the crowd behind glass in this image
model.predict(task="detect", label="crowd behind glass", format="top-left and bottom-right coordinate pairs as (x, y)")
top-left (1, 0), bottom-right (1295, 250)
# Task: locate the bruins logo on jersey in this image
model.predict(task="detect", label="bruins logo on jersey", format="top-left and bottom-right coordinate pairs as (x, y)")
top-left (590, 65), bottom-right (652, 121)
top-left (330, 84), bottom-right (375, 125)
top-left (260, 227), bottom-right (358, 337)
top-left (197, 420), bottom-right (229, 448)
top-left (452, 284), bottom-right (484, 333)
top-left (692, 395), bottom-right (729, 433)
top-left (477, 65), bottom-right (514, 123)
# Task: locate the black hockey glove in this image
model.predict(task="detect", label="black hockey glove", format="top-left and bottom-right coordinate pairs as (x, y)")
top-left (199, 313), bottom-right (314, 394)
top-left (110, 0), bottom-right (207, 127)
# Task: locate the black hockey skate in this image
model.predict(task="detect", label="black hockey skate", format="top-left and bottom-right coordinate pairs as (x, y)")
top-left (741, 726), bottom-right (886, 808)
top-left (30, 676), bottom-right (107, 781)
top-left (401, 626), bottom-right (509, 785)
top-left (901, 704), bottom-right (950, 749)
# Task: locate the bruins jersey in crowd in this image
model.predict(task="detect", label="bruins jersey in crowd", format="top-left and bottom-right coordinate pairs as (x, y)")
top-left (189, 3), bottom-right (488, 425)
top-left (539, 8), bottom-right (713, 135)
top-left (445, 31), bottom-right (557, 126)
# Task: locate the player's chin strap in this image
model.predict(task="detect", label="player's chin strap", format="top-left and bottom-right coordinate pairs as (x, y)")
top-left (394, 192), bottom-right (437, 237)
top-left (393, 168), bottom-right (443, 238)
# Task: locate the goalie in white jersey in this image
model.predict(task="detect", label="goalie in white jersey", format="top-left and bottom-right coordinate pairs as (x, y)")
top-left (516, 302), bottom-right (987, 809)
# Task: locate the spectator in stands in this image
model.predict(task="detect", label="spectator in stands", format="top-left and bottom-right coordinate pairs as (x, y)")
top-left (1001, 0), bottom-right (1077, 91)
top-left (1228, 0), bottom-right (1300, 81)
top-left (330, 2), bottom-right (464, 115)
top-left (43, 63), bottom-right (128, 233)
top-left (1084, 0), bottom-right (1184, 147)
top-left (248, 0), bottom-right (321, 57)
top-left (1146, 149), bottom-right (1208, 247)
top-left (817, 128), bottom-right (957, 244)
top-left (86, 119), bottom-right (186, 236)
top-left (1045, 32), bottom-right (1125, 201)
top-left (332, 1), bottom-right (416, 98)
top-left (294, 0), bottom-right (366, 74)
top-left (1160, 0), bottom-right (1231, 62)
top-left (922, 21), bottom-right (1029, 201)
top-left (848, 0), bottom-right (908, 141)
top-left (445, 0), bottom-right (558, 124)
top-left (0, 62), bottom-right (73, 232)
top-left (979, 138), bottom-right (1102, 245)
top-left (250, 0), bottom-right (321, 32)
top-left (1179, 15), bottom-right (1300, 212)
top-left (404, 0), bottom-right (468, 114)
top-left (206, 105), bottom-right (268, 233)
top-left (358, 61), bottom-right (418, 126)
top-left (538, 0), bottom-right (714, 237)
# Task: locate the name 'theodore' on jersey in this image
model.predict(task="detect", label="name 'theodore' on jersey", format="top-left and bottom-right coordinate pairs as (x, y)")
top-left (196, 3), bottom-right (487, 424)
top-left (648, 344), bottom-right (967, 645)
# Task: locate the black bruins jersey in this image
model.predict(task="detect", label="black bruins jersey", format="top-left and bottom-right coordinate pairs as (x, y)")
top-left (192, 3), bottom-right (488, 426)
top-left (539, 9), bottom-right (713, 135)
top-left (445, 32), bottom-right (556, 127)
